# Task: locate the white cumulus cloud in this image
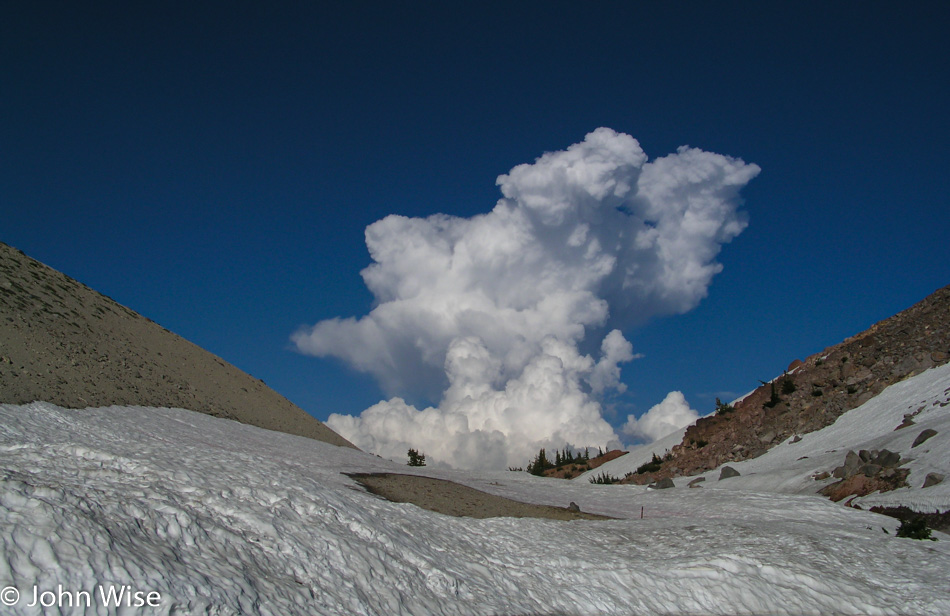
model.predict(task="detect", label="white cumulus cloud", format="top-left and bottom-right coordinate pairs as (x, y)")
top-left (622, 391), bottom-right (701, 443)
top-left (293, 128), bottom-right (759, 469)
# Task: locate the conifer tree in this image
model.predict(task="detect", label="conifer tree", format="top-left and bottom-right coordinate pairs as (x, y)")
top-left (407, 448), bottom-right (426, 466)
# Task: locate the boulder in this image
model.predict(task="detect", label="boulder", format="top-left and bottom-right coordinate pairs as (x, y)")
top-left (895, 414), bottom-right (916, 430)
top-left (687, 477), bottom-right (706, 488)
top-left (833, 450), bottom-right (862, 479)
top-left (872, 450), bottom-right (902, 468)
top-left (567, 501), bottom-right (581, 513)
top-left (649, 478), bottom-right (675, 489)
top-left (719, 466), bottom-right (740, 480)
top-left (912, 429), bottom-right (938, 448)
top-left (922, 473), bottom-right (945, 489)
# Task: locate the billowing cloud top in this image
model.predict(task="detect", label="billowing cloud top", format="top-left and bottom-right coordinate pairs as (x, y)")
top-left (293, 128), bottom-right (759, 469)
top-left (622, 391), bottom-right (701, 443)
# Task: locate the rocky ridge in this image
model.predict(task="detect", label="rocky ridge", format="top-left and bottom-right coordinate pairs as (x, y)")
top-left (0, 242), bottom-right (355, 448)
top-left (625, 284), bottom-right (950, 485)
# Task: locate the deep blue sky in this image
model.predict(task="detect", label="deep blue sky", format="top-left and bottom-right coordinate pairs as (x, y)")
top-left (3, 2), bottom-right (949, 427)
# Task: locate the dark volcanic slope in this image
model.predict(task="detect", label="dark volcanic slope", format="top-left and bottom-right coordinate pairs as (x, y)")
top-left (626, 283), bottom-right (950, 483)
top-left (0, 242), bottom-right (355, 449)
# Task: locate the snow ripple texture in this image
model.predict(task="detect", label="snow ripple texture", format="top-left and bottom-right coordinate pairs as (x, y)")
top-left (2, 393), bottom-right (950, 614)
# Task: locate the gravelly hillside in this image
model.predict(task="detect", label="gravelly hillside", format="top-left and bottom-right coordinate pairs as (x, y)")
top-left (0, 241), bottom-right (355, 448)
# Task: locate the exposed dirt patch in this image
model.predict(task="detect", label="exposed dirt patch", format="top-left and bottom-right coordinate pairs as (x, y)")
top-left (348, 473), bottom-right (612, 520)
top-left (542, 449), bottom-right (628, 479)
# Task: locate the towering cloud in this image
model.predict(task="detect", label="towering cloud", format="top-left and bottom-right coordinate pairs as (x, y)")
top-left (621, 391), bottom-right (700, 443)
top-left (293, 128), bottom-right (759, 469)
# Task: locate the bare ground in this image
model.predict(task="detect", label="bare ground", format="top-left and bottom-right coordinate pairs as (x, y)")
top-left (348, 473), bottom-right (611, 520)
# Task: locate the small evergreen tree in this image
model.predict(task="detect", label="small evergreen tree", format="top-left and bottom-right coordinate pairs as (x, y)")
top-left (896, 517), bottom-right (936, 541)
top-left (589, 471), bottom-right (620, 485)
top-left (407, 448), bottom-right (426, 467)
top-left (762, 381), bottom-right (781, 409)
top-left (636, 453), bottom-right (664, 475)
top-left (527, 448), bottom-right (554, 476)
top-left (715, 397), bottom-right (734, 415)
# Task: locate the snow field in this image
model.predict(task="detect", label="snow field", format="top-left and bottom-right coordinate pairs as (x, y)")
top-left (2, 394), bottom-right (950, 615)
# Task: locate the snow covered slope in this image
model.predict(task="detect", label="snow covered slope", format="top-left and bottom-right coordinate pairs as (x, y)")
top-left (3, 398), bottom-right (950, 615)
top-left (616, 363), bottom-right (950, 507)
top-left (588, 363), bottom-right (950, 512)
top-left (578, 425), bottom-right (689, 483)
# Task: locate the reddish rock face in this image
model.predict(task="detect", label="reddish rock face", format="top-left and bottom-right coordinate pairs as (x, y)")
top-left (819, 470), bottom-right (910, 502)
top-left (629, 284), bottom-right (950, 481)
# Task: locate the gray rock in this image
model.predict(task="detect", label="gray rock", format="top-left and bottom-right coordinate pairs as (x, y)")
top-left (567, 501), bottom-right (580, 513)
top-left (687, 477), bottom-right (706, 488)
top-left (834, 450), bottom-right (862, 479)
top-left (861, 464), bottom-right (882, 477)
top-left (719, 466), bottom-right (740, 480)
top-left (923, 473), bottom-right (945, 488)
top-left (895, 415), bottom-right (915, 430)
top-left (912, 428), bottom-right (938, 448)
top-left (791, 435), bottom-right (803, 444)
top-left (872, 450), bottom-right (902, 468)
top-left (649, 478), bottom-right (675, 489)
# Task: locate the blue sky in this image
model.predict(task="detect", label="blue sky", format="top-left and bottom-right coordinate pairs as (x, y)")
top-left (3, 3), bottom-right (949, 459)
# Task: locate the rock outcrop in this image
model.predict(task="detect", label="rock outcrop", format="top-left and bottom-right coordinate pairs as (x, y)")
top-left (819, 449), bottom-right (909, 502)
top-left (627, 284), bottom-right (950, 483)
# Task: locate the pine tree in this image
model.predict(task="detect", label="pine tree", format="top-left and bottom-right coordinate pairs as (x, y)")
top-left (715, 397), bottom-right (734, 415)
top-left (527, 448), bottom-right (553, 476)
top-left (763, 381), bottom-right (781, 409)
top-left (407, 448), bottom-right (426, 466)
